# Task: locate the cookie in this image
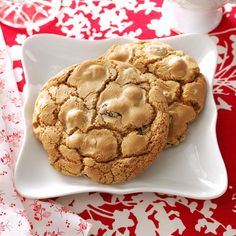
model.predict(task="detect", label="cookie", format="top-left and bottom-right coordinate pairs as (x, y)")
top-left (32, 59), bottom-right (169, 184)
top-left (101, 41), bottom-right (207, 146)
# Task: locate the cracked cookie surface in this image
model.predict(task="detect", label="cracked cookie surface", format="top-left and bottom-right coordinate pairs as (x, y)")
top-left (33, 59), bottom-right (169, 184)
top-left (101, 41), bottom-right (207, 146)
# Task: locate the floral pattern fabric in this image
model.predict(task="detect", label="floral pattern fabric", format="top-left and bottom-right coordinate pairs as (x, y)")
top-left (0, 0), bottom-right (236, 235)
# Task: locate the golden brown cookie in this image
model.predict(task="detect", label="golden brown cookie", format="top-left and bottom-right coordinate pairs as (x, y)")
top-left (101, 41), bottom-right (207, 146)
top-left (32, 59), bottom-right (169, 184)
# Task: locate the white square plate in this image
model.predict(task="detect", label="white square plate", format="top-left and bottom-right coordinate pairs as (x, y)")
top-left (15, 34), bottom-right (228, 199)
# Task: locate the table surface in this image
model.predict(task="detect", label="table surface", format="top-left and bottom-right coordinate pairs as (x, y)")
top-left (0, 0), bottom-right (236, 235)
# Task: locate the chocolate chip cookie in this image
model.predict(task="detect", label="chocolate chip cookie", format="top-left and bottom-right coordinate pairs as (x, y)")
top-left (101, 41), bottom-right (207, 146)
top-left (32, 59), bottom-right (169, 184)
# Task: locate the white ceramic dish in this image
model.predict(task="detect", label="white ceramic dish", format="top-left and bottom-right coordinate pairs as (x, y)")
top-left (15, 34), bottom-right (228, 199)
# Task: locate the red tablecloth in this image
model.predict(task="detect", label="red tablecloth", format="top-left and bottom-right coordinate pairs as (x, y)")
top-left (1, 1), bottom-right (236, 235)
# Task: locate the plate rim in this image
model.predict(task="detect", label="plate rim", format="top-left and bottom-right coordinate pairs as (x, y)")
top-left (15, 33), bottom-right (228, 200)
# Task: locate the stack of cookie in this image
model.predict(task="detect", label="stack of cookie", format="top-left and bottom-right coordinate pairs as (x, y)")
top-left (32, 41), bottom-right (207, 184)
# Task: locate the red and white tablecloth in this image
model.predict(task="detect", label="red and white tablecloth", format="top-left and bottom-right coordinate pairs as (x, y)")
top-left (0, 1), bottom-right (236, 235)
